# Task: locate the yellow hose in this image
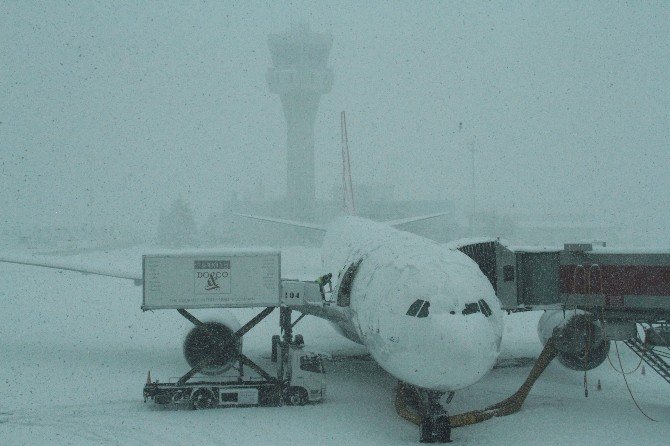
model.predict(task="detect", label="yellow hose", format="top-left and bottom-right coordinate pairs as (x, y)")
top-left (396, 339), bottom-right (558, 428)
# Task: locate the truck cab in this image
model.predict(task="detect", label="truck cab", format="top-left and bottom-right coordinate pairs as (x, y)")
top-left (286, 345), bottom-right (326, 405)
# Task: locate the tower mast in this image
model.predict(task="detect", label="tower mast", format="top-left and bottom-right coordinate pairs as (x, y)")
top-left (267, 25), bottom-right (333, 210)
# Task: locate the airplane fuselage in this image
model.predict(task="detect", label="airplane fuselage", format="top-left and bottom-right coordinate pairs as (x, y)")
top-left (317, 216), bottom-right (503, 391)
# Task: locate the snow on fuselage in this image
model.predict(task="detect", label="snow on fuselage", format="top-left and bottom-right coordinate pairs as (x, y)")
top-left (321, 216), bottom-right (503, 391)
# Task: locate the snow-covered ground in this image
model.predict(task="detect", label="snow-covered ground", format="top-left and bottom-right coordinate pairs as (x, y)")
top-left (1, 246), bottom-right (668, 445)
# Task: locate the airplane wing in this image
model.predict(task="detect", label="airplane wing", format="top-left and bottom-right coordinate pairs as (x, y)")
top-left (1, 245), bottom-right (321, 287)
top-left (0, 255), bottom-right (143, 285)
top-left (235, 212), bottom-right (450, 232)
top-left (383, 212), bottom-right (450, 227)
top-left (234, 213), bottom-right (327, 232)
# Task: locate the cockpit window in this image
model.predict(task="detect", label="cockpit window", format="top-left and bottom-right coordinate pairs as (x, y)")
top-left (407, 299), bottom-right (430, 318)
top-left (462, 303), bottom-right (480, 315)
top-left (462, 300), bottom-right (493, 317)
top-left (416, 301), bottom-right (430, 318)
top-left (406, 300), bottom-right (423, 316)
top-left (478, 299), bottom-right (493, 317)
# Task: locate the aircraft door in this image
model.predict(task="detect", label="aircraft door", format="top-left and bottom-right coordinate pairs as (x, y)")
top-left (337, 260), bottom-right (361, 307)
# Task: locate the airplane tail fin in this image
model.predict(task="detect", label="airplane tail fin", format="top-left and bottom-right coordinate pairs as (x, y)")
top-left (341, 111), bottom-right (356, 216)
top-left (236, 112), bottom-right (448, 231)
top-left (339, 111), bottom-right (447, 227)
top-left (233, 111), bottom-right (357, 233)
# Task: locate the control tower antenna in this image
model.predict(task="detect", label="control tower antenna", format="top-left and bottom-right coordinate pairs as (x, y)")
top-left (267, 24), bottom-right (333, 209)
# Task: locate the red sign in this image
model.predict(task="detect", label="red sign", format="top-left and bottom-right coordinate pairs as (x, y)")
top-left (560, 265), bottom-right (670, 296)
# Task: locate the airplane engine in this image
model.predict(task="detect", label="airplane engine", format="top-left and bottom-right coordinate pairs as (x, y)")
top-left (182, 312), bottom-right (242, 375)
top-left (538, 310), bottom-right (610, 371)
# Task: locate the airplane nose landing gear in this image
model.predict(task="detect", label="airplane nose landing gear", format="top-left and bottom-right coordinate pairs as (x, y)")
top-left (397, 382), bottom-right (446, 442)
top-left (420, 390), bottom-right (452, 443)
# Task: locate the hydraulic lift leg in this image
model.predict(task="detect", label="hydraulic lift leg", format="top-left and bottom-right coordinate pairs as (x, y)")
top-left (277, 307), bottom-right (293, 391)
top-left (280, 307), bottom-right (293, 344)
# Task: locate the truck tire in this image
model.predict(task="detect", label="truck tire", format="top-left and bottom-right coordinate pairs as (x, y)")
top-left (191, 388), bottom-right (216, 410)
top-left (288, 387), bottom-right (307, 406)
top-left (172, 390), bottom-right (185, 403)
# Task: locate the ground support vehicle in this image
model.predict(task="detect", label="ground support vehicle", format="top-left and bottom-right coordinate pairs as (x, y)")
top-left (143, 306), bottom-right (326, 409)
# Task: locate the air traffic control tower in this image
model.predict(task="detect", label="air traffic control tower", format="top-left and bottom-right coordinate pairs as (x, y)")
top-left (267, 26), bottom-right (333, 210)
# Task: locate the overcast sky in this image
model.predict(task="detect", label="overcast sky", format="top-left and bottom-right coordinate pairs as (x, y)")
top-left (1, 2), bottom-right (668, 243)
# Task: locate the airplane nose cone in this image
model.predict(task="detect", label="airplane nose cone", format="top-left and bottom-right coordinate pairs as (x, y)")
top-left (429, 313), bottom-right (501, 389)
top-left (365, 311), bottom-right (502, 391)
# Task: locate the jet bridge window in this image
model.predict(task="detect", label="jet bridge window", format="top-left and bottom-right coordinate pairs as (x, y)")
top-left (406, 299), bottom-right (430, 318)
top-left (503, 265), bottom-right (515, 282)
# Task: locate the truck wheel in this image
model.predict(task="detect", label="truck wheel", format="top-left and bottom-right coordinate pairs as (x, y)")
top-left (288, 387), bottom-right (307, 406)
top-left (191, 388), bottom-right (216, 409)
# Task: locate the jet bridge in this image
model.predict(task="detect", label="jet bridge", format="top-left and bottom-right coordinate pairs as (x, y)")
top-left (458, 239), bottom-right (670, 383)
top-left (457, 239), bottom-right (670, 318)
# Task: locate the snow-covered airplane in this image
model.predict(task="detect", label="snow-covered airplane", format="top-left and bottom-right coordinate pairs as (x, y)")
top-left (239, 212), bottom-right (504, 392)
top-left (236, 112), bottom-right (503, 393)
